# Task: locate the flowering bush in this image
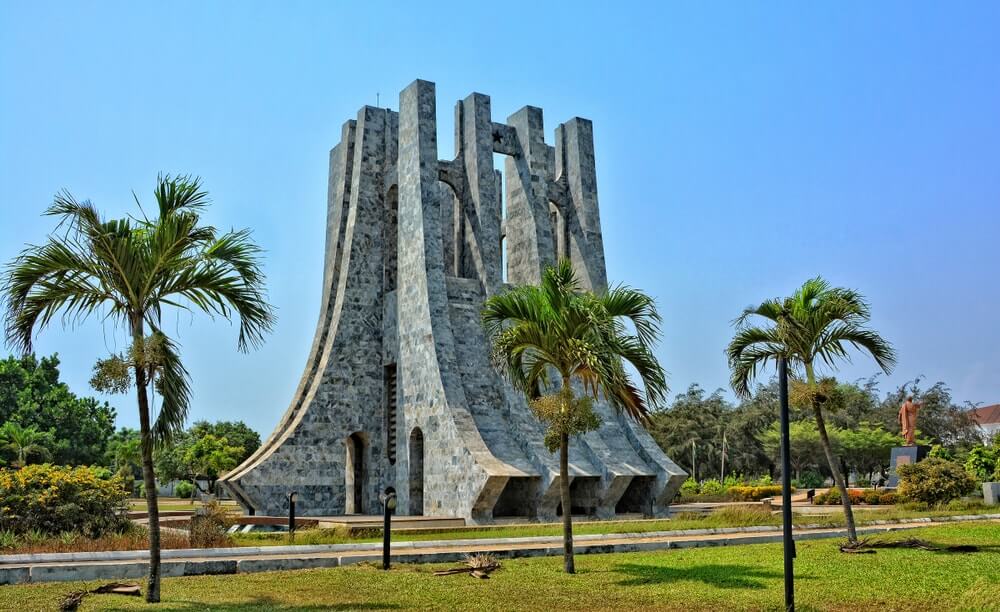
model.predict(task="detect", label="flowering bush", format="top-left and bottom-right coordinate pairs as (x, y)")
top-left (816, 489), bottom-right (877, 505)
top-left (878, 492), bottom-right (899, 505)
top-left (0, 464), bottom-right (130, 537)
top-left (727, 485), bottom-right (787, 501)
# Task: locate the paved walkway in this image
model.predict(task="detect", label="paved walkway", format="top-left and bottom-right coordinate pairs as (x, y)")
top-left (1, 513), bottom-right (996, 586)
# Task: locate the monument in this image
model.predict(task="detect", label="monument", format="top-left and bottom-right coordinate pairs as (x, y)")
top-left (887, 395), bottom-right (930, 487)
top-left (220, 80), bottom-right (687, 522)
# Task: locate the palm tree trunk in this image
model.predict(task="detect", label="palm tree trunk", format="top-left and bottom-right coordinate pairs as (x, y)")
top-left (133, 322), bottom-right (162, 603)
top-left (806, 364), bottom-right (857, 543)
top-left (559, 432), bottom-right (574, 573)
top-left (560, 374), bottom-right (575, 574)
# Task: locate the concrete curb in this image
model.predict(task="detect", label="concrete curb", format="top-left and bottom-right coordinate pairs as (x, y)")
top-left (1, 514), bottom-right (996, 586)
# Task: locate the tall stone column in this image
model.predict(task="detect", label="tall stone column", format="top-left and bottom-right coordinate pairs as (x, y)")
top-left (457, 93), bottom-right (503, 295)
top-left (505, 106), bottom-right (556, 285)
top-left (556, 118), bottom-right (608, 292)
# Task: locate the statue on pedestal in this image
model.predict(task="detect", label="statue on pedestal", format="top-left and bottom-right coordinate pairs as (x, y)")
top-left (898, 394), bottom-right (920, 446)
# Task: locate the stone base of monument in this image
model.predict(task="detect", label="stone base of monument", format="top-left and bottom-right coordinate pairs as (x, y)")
top-left (983, 482), bottom-right (1000, 506)
top-left (886, 445), bottom-right (931, 488)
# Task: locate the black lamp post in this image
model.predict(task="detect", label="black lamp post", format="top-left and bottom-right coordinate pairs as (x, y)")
top-left (778, 357), bottom-right (795, 611)
top-left (287, 491), bottom-right (297, 539)
top-left (380, 488), bottom-right (397, 570)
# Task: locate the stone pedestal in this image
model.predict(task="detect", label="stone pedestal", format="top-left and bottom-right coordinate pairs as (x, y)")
top-left (886, 445), bottom-right (930, 488)
top-left (983, 482), bottom-right (1000, 506)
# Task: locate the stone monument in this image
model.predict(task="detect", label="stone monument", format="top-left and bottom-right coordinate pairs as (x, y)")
top-left (220, 80), bottom-right (687, 522)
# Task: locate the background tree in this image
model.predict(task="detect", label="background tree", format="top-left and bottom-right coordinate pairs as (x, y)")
top-left (727, 276), bottom-right (895, 544)
top-left (156, 422), bottom-right (254, 494)
top-left (838, 422), bottom-right (907, 483)
top-left (188, 420), bottom-right (260, 464)
top-left (483, 260), bottom-right (667, 574)
top-left (0, 421), bottom-right (54, 467)
top-left (182, 433), bottom-right (243, 494)
top-left (725, 381), bottom-right (780, 478)
top-left (0, 353), bottom-right (116, 465)
top-left (648, 384), bottom-right (730, 480)
top-left (106, 428), bottom-right (142, 491)
top-left (758, 420), bottom-right (830, 481)
top-left (2, 175), bottom-right (274, 602)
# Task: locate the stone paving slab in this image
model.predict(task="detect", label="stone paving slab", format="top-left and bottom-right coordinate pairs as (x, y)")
top-left (1, 514), bottom-right (996, 586)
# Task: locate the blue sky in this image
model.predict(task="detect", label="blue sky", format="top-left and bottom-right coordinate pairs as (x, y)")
top-left (2, 1), bottom-right (998, 435)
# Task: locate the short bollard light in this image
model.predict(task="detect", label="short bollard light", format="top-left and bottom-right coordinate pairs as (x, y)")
top-left (287, 491), bottom-right (297, 539)
top-left (380, 488), bottom-right (397, 570)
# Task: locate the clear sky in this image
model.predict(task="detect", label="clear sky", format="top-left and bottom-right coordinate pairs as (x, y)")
top-left (2, 1), bottom-right (998, 435)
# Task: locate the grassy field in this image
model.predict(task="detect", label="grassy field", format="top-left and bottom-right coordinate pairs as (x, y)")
top-left (231, 504), bottom-right (992, 547)
top-left (127, 498), bottom-right (239, 512)
top-left (2, 522), bottom-right (997, 611)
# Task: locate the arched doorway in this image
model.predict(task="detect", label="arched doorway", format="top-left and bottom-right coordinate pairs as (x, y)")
top-left (409, 428), bottom-right (424, 516)
top-left (345, 432), bottom-right (366, 514)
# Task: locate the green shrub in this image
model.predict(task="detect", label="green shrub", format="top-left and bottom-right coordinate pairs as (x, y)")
top-left (752, 474), bottom-right (773, 486)
top-left (722, 474), bottom-right (744, 489)
top-left (727, 485), bottom-right (787, 501)
top-left (897, 458), bottom-right (977, 504)
top-left (189, 500), bottom-right (232, 548)
top-left (0, 464), bottom-right (130, 537)
top-left (964, 446), bottom-right (998, 482)
top-left (175, 481), bottom-right (195, 499)
top-left (928, 445), bottom-right (953, 461)
top-left (680, 478), bottom-right (699, 496)
top-left (700, 478), bottom-right (725, 496)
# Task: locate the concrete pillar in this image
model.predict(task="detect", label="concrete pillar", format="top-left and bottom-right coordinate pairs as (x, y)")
top-left (555, 118), bottom-right (608, 292)
top-left (504, 106), bottom-right (556, 285)
top-left (457, 93), bottom-right (503, 295)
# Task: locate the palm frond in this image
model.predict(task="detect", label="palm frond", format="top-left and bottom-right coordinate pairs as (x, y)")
top-left (149, 330), bottom-right (191, 445)
top-left (600, 285), bottom-right (661, 348)
top-left (154, 174), bottom-right (210, 218)
top-left (727, 276), bottom-right (894, 396)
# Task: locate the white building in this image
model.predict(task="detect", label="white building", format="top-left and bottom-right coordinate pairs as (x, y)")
top-left (972, 405), bottom-right (1000, 442)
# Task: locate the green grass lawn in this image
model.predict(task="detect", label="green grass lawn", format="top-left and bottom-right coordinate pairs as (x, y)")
top-left (231, 504), bottom-right (992, 548)
top-left (3, 522), bottom-right (997, 611)
top-left (128, 499), bottom-right (239, 512)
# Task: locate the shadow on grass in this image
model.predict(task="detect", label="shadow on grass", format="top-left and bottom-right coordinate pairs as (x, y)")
top-left (99, 596), bottom-right (401, 611)
top-left (613, 563), bottom-right (784, 589)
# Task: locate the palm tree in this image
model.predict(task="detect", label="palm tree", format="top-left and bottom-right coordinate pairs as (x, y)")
top-left (727, 276), bottom-right (895, 543)
top-left (2, 175), bottom-right (274, 602)
top-left (482, 260), bottom-right (667, 573)
top-left (112, 436), bottom-right (143, 492)
top-left (0, 422), bottom-right (53, 467)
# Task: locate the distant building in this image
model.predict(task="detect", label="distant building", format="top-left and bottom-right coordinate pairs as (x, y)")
top-left (971, 404), bottom-right (1000, 441)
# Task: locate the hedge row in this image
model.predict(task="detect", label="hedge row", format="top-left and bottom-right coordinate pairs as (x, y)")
top-left (814, 489), bottom-right (899, 505)
top-left (727, 485), bottom-right (789, 501)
